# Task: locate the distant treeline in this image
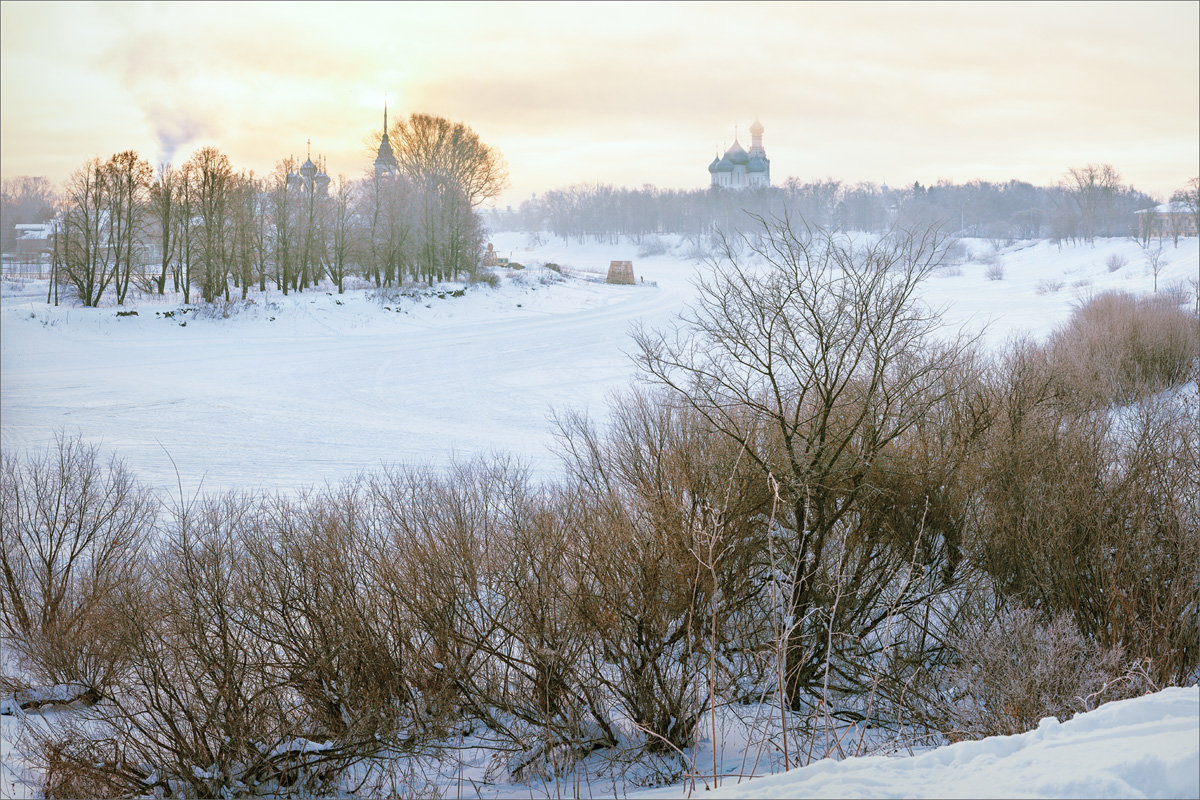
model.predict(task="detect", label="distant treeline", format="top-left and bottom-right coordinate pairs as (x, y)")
top-left (486, 166), bottom-right (1197, 244)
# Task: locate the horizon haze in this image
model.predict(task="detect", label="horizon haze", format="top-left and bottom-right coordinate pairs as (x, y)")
top-left (1, 0), bottom-right (1198, 206)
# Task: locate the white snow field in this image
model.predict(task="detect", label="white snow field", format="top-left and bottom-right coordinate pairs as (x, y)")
top-left (2, 231), bottom-right (1196, 496)
top-left (636, 686), bottom-right (1200, 800)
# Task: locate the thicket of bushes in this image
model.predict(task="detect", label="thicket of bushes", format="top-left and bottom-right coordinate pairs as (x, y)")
top-left (2, 219), bottom-right (1196, 798)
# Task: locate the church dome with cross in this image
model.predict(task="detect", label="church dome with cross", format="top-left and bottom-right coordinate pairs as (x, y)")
top-left (708, 119), bottom-right (770, 190)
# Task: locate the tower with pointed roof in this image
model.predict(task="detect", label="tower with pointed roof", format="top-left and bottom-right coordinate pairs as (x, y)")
top-left (287, 138), bottom-right (331, 197)
top-left (374, 99), bottom-right (399, 179)
top-left (709, 118), bottom-right (770, 190)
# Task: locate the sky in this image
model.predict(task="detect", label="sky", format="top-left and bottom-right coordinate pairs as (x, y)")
top-left (1, 1), bottom-right (1197, 207)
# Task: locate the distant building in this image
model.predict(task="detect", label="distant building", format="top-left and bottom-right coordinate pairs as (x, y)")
top-left (288, 141), bottom-right (331, 197)
top-left (708, 119), bottom-right (770, 190)
top-left (11, 222), bottom-right (54, 268)
top-left (1135, 200), bottom-right (1198, 239)
top-left (374, 101), bottom-right (399, 179)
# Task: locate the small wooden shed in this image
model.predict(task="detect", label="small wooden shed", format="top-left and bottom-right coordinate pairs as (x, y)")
top-left (606, 260), bottom-right (635, 285)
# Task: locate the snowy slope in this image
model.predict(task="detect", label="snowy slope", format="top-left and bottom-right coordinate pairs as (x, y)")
top-left (1, 233), bottom-right (1197, 495)
top-left (637, 687), bottom-right (1200, 800)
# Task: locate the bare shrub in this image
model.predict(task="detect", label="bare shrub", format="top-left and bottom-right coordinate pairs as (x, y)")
top-left (369, 459), bottom-right (507, 731)
top-left (1048, 290), bottom-right (1198, 405)
top-left (1035, 279), bottom-right (1063, 295)
top-left (26, 494), bottom-right (370, 798)
top-left (1105, 253), bottom-right (1127, 272)
top-left (0, 435), bottom-right (154, 693)
top-left (984, 261), bottom-right (1005, 281)
top-left (970, 343), bottom-right (1198, 687)
top-left (240, 483), bottom-right (411, 746)
top-left (1097, 396), bottom-right (1199, 686)
top-left (973, 341), bottom-right (1110, 619)
top-left (637, 236), bottom-right (667, 257)
top-left (1161, 279), bottom-right (1193, 309)
top-left (556, 390), bottom-right (774, 753)
top-left (33, 730), bottom-right (128, 799)
top-left (473, 478), bottom-right (617, 779)
top-left (934, 607), bottom-right (1133, 739)
top-left (470, 270), bottom-right (500, 288)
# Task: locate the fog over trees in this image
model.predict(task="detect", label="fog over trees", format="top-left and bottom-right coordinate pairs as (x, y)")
top-left (486, 166), bottom-right (1170, 247)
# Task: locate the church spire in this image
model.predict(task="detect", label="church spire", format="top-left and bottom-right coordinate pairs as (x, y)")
top-left (374, 95), bottom-right (399, 178)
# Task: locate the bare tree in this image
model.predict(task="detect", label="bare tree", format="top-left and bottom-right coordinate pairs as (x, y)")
top-left (103, 150), bottom-right (153, 305)
top-left (270, 157), bottom-right (297, 295)
top-left (150, 165), bottom-right (178, 295)
top-left (380, 113), bottom-right (507, 283)
top-left (322, 176), bottom-right (354, 293)
top-left (227, 171), bottom-right (261, 299)
top-left (1063, 163), bottom-right (1122, 242)
top-left (391, 113), bottom-right (508, 210)
top-left (175, 160), bottom-right (197, 302)
top-left (0, 435), bottom-right (154, 690)
top-left (633, 211), bottom-right (973, 707)
top-left (187, 146), bottom-right (234, 302)
top-left (59, 158), bottom-right (114, 306)
top-left (1170, 176), bottom-right (1199, 237)
top-left (1143, 245), bottom-right (1168, 293)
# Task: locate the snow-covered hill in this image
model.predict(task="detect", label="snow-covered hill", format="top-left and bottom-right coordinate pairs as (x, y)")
top-left (637, 686), bottom-right (1199, 800)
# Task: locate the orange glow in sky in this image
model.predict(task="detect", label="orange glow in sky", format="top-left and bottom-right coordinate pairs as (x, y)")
top-left (2, 1), bottom-right (1197, 206)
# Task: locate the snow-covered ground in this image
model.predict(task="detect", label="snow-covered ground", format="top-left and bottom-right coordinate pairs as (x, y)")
top-left (637, 687), bottom-right (1200, 800)
top-left (1, 232), bottom-right (1198, 798)
top-left (4, 684), bottom-right (1194, 799)
top-left (2, 232), bottom-right (1196, 496)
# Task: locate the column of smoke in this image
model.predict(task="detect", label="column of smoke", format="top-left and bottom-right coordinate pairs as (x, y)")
top-left (155, 113), bottom-right (207, 168)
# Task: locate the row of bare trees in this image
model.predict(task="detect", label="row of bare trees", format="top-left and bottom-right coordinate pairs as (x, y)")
top-left (488, 166), bottom-right (1185, 244)
top-left (3, 215), bottom-right (1196, 797)
top-left (41, 113), bottom-right (507, 307)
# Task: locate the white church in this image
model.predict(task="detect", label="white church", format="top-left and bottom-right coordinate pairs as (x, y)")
top-left (708, 119), bottom-right (770, 190)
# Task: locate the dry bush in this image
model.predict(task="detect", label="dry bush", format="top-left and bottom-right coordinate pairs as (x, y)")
top-left (0, 435), bottom-right (154, 693)
top-left (973, 365), bottom-right (1109, 616)
top-left (1097, 396), bottom-right (1199, 685)
top-left (27, 494), bottom-right (369, 798)
top-left (32, 729), bottom-right (129, 799)
top-left (1105, 253), bottom-right (1127, 272)
top-left (240, 482), bottom-right (412, 746)
top-left (933, 606), bottom-right (1133, 739)
top-left (969, 341), bottom-right (1198, 687)
top-left (555, 391), bottom-right (774, 753)
top-left (368, 459), bottom-right (509, 731)
top-left (1048, 290), bottom-right (1198, 406)
top-left (477, 484), bottom-right (601, 736)
top-left (470, 270), bottom-right (500, 288)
